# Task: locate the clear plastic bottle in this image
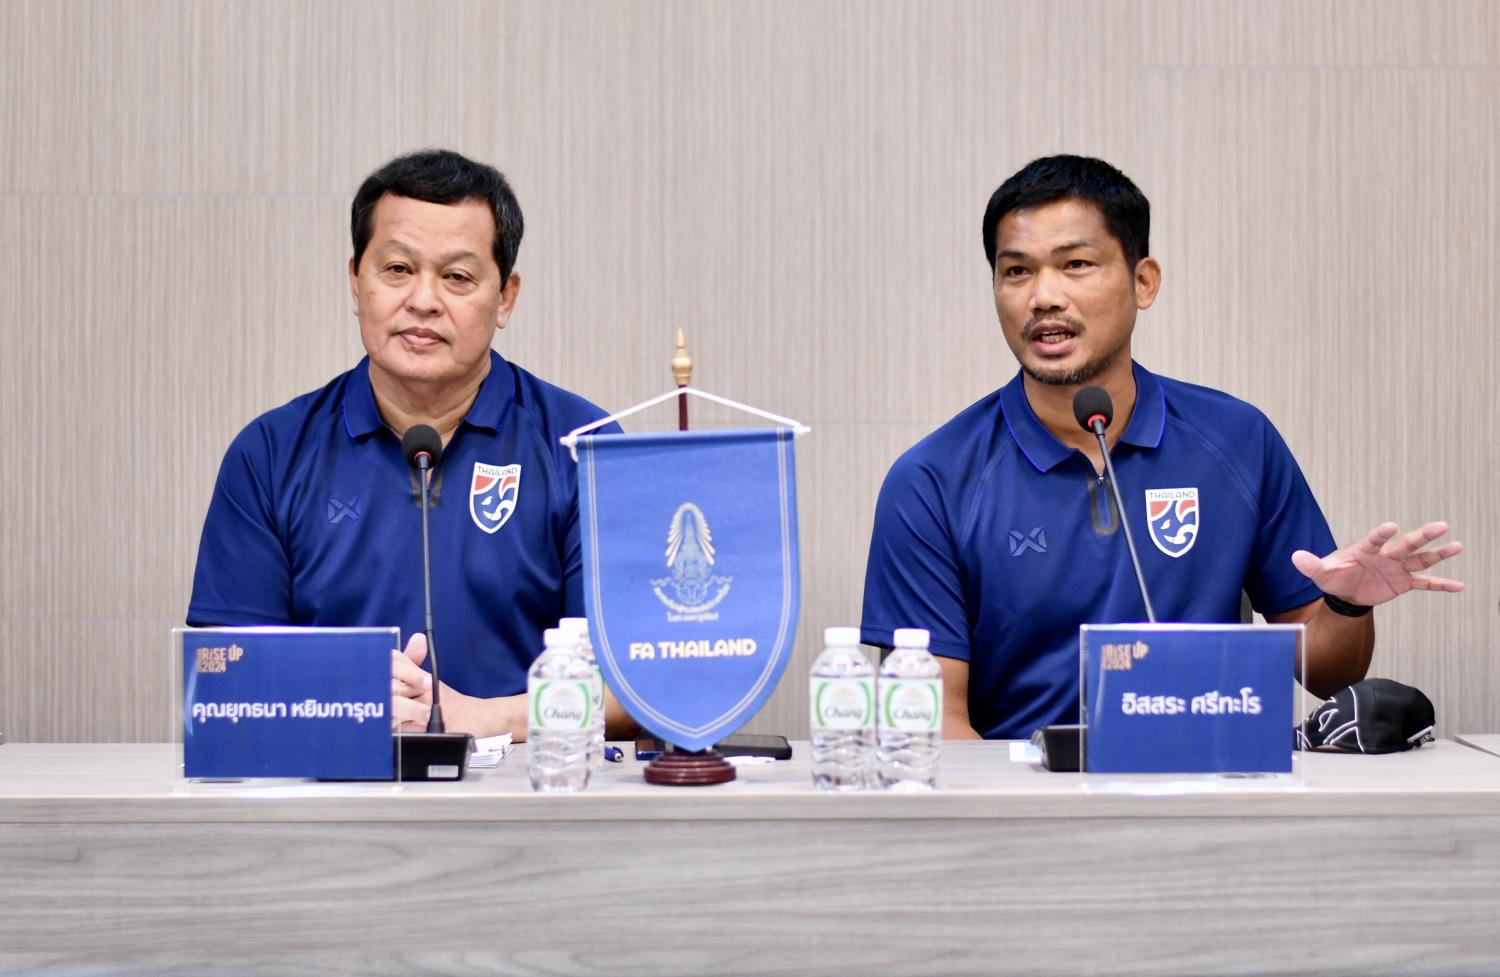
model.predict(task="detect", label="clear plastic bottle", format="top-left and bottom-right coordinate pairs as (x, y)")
top-left (876, 627), bottom-right (942, 790)
top-left (559, 616), bottom-right (606, 772)
top-left (809, 626), bottom-right (876, 791)
top-left (527, 627), bottom-right (594, 793)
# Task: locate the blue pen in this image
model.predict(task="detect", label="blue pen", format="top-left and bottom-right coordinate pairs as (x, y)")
top-left (603, 745), bottom-right (625, 763)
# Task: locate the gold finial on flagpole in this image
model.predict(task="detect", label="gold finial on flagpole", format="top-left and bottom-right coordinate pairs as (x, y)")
top-left (672, 329), bottom-right (693, 431)
top-left (672, 329), bottom-right (693, 387)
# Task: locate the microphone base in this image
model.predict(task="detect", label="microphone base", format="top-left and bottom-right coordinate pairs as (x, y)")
top-left (394, 732), bottom-right (474, 781)
top-left (1031, 724), bottom-right (1085, 772)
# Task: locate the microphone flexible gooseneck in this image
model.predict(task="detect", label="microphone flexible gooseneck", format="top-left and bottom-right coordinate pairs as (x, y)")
top-left (1072, 386), bottom-right (1157, 624)
top-left (387, 424), bottom-right (474, 780)
top-left (401, 424), bottom-right (448, 734)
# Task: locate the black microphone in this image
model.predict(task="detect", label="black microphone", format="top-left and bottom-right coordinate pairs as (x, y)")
top-left (395, 424), bottom-right (473, 780)
top-left (402, 423), bottom-right (442, 472)
top-left (1073, 386), bottom-right (1157, 624)
top-left (1072, 385), bottom-right (1113, 435)
top-left (400, 424), bottom-right (446, 732)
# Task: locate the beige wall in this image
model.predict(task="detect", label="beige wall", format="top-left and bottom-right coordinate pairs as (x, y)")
top-left (2, 0), bottom-right (1495, 742)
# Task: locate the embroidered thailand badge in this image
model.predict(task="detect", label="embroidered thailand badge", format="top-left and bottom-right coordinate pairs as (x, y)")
top-left (470, 462), bottom-right (521, 534)
top-left (1144, 487), bottom-right (1199, 558)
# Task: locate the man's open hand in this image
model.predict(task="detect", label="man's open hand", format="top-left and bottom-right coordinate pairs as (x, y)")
top-left (1291, 521), bottom-right (1464, 607)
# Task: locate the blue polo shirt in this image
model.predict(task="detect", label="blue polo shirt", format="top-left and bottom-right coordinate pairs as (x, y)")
top-left (861, 362), bottom-right (1334, 740)
top-left (188, 350), bottom-right (619, 698)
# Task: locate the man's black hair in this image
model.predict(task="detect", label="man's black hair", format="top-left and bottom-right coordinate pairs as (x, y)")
top-left (982, 155), bottom-right (1150, 273)
top-left (351, 149), bottom-right (524, 284)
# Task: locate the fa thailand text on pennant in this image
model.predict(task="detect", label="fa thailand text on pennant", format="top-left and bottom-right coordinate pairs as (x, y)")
top-left (576, 429), bottom-right (800, 752)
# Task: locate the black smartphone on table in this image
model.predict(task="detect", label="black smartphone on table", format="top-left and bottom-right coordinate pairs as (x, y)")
top-left (634, 733), bottom-right (793, 761)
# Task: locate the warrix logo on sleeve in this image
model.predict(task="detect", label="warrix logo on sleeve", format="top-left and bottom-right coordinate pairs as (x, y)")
top-left (470, 463), bottom-right (521, 534)
top-left (1145, 487), bottom-right (1199, 557)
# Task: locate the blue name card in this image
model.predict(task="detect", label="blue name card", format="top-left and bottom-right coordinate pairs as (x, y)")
top-left (180, 627), bottom-right (396, 779)
top-left (1082, 624), bottom-right (1301, 774)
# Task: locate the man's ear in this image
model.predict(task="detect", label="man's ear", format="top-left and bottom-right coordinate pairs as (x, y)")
top-left (495, 271), bottom-right (521, 330)
top-left (348, 257), bottom-right (360, 315)
top-left (1134, 257), bottom-right (1162, 311)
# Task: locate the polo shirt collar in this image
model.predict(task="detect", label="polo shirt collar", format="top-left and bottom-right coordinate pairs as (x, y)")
top-left (341, 359), bottom-right (384, 439)
top-left (341, 349), bottom-right (515, 439)
top-left (1119, 362), bottom-right (1165, 450)
top-left (999, 360), bottom-right (1166, 472)
top-left (460, 350), bottom-right (514, 432)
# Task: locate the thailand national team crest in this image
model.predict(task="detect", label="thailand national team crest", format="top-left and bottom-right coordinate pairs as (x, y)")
top-left (470, 462), bottom-right (521, 534)
top-left (1145, 487), bottom-right (1199, 558)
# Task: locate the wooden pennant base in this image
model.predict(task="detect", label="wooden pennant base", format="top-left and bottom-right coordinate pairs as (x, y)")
top-left (643, 748), bottom-right (736, 786)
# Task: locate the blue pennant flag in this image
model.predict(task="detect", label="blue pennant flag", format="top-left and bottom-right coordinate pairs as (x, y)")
top-left (576, 428), bottom-right (800, 752)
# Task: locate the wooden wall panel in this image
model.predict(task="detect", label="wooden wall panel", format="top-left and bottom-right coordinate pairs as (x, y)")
top-left (1, 0), bottom-right (1494, 743)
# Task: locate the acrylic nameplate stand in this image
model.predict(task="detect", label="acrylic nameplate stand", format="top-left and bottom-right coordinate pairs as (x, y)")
top-left (1078, 623), bottom-right (1307, 792)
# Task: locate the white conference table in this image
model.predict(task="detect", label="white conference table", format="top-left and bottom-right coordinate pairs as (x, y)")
top-left (3, 739), bottom-right (1500, 977)
top-left (1456, 733), bottom-right (1500, 757)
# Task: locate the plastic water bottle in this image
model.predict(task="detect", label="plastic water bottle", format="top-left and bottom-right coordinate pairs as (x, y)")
top-left (809, 626), bottom-right (876, 791)
top-left (877, 627), bottom-right (942, 790)
top-left (560, 616), bottom-right (606, 772)
top-left (527, 628), bottom-right (594, 792)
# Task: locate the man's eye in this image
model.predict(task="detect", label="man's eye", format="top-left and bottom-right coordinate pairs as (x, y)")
top-left (1066, 259), bottom-right (1091, 270)
top-left (1003, 266), bottom-right (1029, 278)
top-left (385, 263), bottom-right (409, 275)
top-left (446, 272), bottom-right (473, 284)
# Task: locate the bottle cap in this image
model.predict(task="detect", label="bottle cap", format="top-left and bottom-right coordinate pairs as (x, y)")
top-left (892, 627), bottom-right (930, 649)
top-left (823, 626), bottom-right (860, 646)
top-left (559, 617), bottom-right (590, 640)
top-left (542, 627), bottom-right (575, 649)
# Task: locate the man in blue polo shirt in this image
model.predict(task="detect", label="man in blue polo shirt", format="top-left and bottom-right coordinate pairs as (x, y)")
top-left (861, 155), bottom-right (1463, 740)
top-left (189, 149), bottom-right (624, 739)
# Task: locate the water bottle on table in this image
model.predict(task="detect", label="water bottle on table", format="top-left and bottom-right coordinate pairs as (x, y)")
top-left (527, 627), bottom-right (594, 792)
top-left (877, 627), bottom-right (942, 790)
top-left (809, 626), bottom-right (876, 790)
top-left (559, 616), bottom-right (606, 772)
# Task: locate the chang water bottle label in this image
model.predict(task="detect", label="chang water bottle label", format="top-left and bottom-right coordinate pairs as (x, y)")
top-left (531, 680), bottom-right (593, 731)
top-left (811, 677), bottom-right (875, 731)
top-left (589, 673), bottom-right (605, 716)
top-left (882, 679), bottom-right (941, 732)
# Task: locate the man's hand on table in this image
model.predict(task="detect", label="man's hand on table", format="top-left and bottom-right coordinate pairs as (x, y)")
top-left (390, 632), bottom-right (528, 739)
top-left (391, 633), bottom-right (433, 731)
